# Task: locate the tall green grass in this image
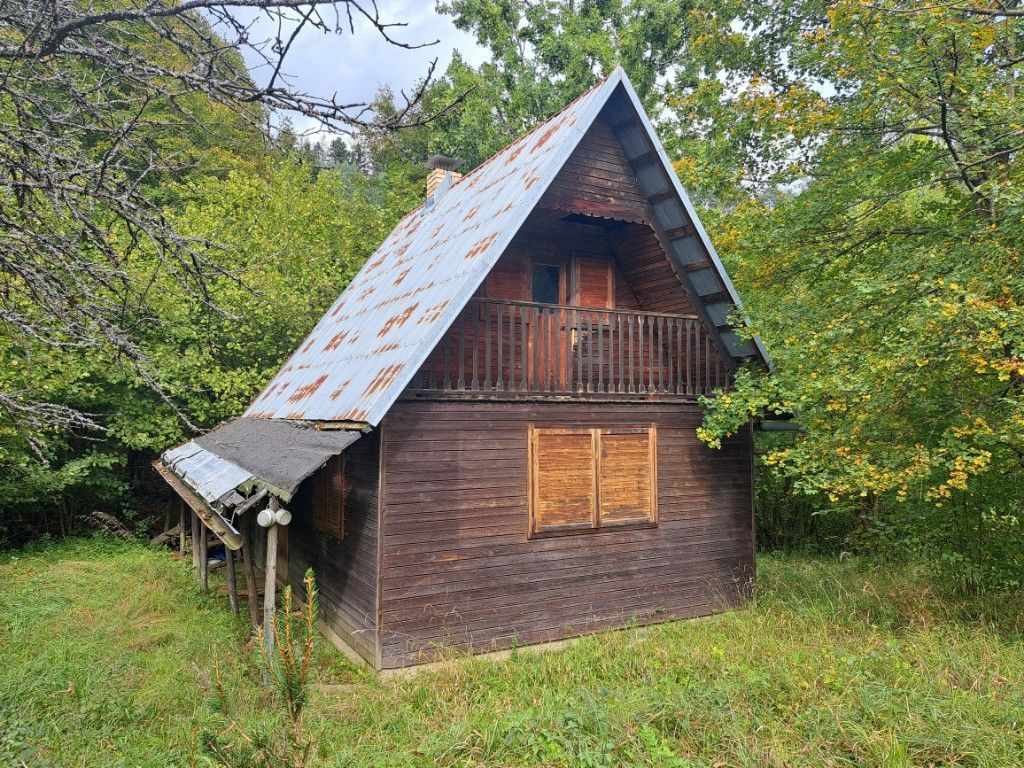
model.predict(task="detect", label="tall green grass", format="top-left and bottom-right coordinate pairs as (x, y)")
top-left (0, 538), bottom-right (257, 767)
top-left (1, 539), bottom-right (1021, 767)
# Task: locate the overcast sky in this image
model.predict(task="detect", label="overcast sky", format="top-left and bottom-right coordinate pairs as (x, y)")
top-left (237, 2), bottom-right (488, 137)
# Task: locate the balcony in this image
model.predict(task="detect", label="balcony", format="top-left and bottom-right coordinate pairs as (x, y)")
top-left (407, 299), bottom-right (729, 399)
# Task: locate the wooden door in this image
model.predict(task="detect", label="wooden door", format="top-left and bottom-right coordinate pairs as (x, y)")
top-left (528, 259), bottom-right (568, 390)
top-left (573, 257), bottom-right (614, 391)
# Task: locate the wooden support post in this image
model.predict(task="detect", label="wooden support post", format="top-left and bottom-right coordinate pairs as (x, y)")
top-left (262, 497), bottom-right (280, 661)
top-left (199, 522), bottom-right (209, 592)
top-left (190, 511), bottom-right (200, 572)
top-left (225, 547), bottom-right (239, 615)
top-left (242, 535), bottom-right (259, 627)
top-left (178, 500), bottom-right (187, 555)
top-left (162, 502), bottom-right (174, 538)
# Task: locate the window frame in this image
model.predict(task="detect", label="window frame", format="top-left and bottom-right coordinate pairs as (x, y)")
top-left (527, 425), bottom-right (658, 539)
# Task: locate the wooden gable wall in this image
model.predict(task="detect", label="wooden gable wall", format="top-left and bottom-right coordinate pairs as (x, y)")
top-left (480, 218), bottom-right (643, 310)
top-left (406, 109), bottom-right (729, 396)
top-left (477, 110), bottom-right (709, 321)
top-left (539, 115), bottom-right (651, 224)
top-left (610, 224), bottom-right (698, 316)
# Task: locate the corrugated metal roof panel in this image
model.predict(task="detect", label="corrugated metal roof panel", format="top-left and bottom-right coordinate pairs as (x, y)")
top-left (163, 441), bottom-right (253, 507)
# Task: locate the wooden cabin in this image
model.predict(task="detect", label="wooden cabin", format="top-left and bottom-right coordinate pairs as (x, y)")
top-left (157, 67), bottom-right (771, 671)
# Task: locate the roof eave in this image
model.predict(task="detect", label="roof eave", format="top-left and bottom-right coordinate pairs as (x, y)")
top-left (615, 72), bottom-right (773, 373)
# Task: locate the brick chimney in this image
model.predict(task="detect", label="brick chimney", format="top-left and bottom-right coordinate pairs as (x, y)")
top-left (426, 155), bottom-right (462, 199)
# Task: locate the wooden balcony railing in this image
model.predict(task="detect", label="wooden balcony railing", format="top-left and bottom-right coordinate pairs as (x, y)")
top-left (409, 299), bottom-right (728, 398)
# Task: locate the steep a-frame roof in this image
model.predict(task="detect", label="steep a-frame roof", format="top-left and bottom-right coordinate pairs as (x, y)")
top-left (245, 66), bottom-right (770, 427)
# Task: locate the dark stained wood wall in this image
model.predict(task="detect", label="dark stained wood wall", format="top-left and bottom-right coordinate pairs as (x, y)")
top-left (423, 213), bottom-right (726, 396)
top-left (608, 223), bottom-right (733, 378)
top-left (377, 401), bottom-right (753, 669)
top-left (611, 223), bottom-right (697, 316)
top-left (479, 219), bottom-right (642, 309)
top-left (540, 115), bottom-right (651, 223)
top-left (287, 429), bottom-right (380, 664)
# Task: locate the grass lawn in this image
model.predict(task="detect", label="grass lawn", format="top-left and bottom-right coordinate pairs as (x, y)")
top-left (1, 538), bottom-right (1022, 767)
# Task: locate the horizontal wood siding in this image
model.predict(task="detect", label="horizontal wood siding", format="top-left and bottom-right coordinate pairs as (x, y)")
top-left (378, 401), bottom-right (753, 669)
top-left (540, 115), bottom-right (651, 223)
top-left (287, 429), bottom-right (379, 663)
top-left (611, 223), bottom-right (697, 315)
top-left (480, 222), bottom-right (642, 310)
top-left (610, 223), bottom-right (730, 377)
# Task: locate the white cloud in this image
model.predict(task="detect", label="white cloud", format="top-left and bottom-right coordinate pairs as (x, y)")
top-left (229, 2), bottom-right (488, 139)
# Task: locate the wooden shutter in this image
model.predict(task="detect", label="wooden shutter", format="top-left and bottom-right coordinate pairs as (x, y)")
top-left (530, 428), bottom-right (596, 533)
top-left (313, 454), bottom-right (344, 539)
top-left (598, 427), bottom-right (656, 526)
top-left (575, 257), bottom-right (613, 309)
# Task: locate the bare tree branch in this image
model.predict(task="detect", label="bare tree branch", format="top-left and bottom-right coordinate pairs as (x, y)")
top-left (0, 0), bottom-right (459, 437)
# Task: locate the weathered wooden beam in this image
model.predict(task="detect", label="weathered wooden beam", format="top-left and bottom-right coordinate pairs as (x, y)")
top-left (647, 189), bottom-right (675, 205)
top-left (225, 547), bottom-right (239, 616)
top-left (151, 460), bottom-right (243, 550)
top-left (663, 224), bottom-right (695, 240)
top-left (683, 259), bottom-right (713, 273)
top-left (199, 522), bottom-right (208, 591)
top-left (696, 289), bottom-right (731, 305)
top-left (233, 487), bottom-right (268, 517)
top-left (242, 534), bottom-right (259, 627)
top-left (162, 502), bottom-right (173, 539)
top-left (178, 500), bottom-right (186, 554)
top-left (262, 497), bottom-right (280, 660)
top-left (149, 524), bottom-right (181, 546)
top-left (191, 511), bottom-right (200, 572)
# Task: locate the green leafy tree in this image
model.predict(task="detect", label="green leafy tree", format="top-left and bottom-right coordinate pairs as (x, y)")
top-left (690, 1), bottom-right (1023, 588)
top-left (1, 1), bottom-right (449, 543)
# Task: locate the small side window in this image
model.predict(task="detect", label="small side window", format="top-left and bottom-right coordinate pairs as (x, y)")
top-left (531, 263), bottom-right (561, 304)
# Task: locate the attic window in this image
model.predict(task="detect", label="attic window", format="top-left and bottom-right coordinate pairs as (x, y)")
top-left (312, 454), bottom-right (344, 539)
top-left (528, 426), bottom-right (657, 537)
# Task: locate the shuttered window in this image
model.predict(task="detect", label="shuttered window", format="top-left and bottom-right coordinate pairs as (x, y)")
top-left (599, 428), bottom-right (656, 525)
top-left (312, 454), bottom-right (344, 539)
top-left (530, 429), bottom-right (596, 532)
top-left (529, 426), bottom-right (656, 536)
